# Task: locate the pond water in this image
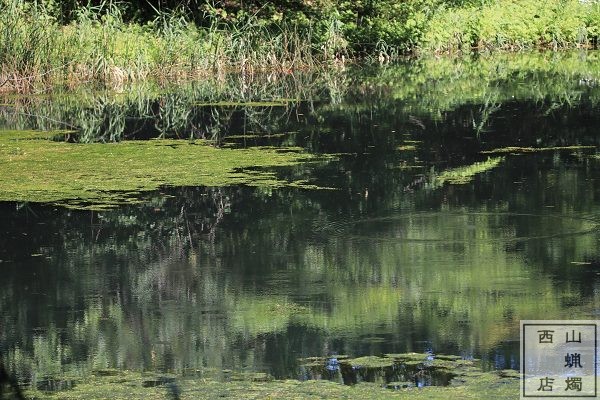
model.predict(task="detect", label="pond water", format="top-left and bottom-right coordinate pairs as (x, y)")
top-left (1, 51), bottom-right (600, 389)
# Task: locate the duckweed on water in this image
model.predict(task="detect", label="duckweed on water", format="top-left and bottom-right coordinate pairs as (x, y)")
top-left (23, 354), bottom-right (520, 399)
top-left (434, 157), bottom-right (504, 185)
top-left (482, 146), bottom-right (596, 154)
top-left (0, 130), bottom-right (332, 210)
top-left (225, 133), bottom-right (292, 140)
top-left (397, 145), bottom-right (417, 151)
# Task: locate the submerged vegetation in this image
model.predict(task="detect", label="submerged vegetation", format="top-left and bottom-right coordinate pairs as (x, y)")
top-left (0, 130), bottom-right (331, 209)
top-left (0, 0), bottom-right (599, 91)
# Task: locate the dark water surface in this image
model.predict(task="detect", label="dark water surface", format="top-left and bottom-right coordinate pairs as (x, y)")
top-left (2, 52), bottom-right (600, 387)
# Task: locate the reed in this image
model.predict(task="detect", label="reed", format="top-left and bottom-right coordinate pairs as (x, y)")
top-left (0, 0), bottom-right (327, 93)
top-left (0, 0), bottom-right (599, 93)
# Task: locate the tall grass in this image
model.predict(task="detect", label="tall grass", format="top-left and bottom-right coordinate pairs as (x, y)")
top-left (0, 1), bottom-right (60, 90)
top-left (0, 0), bottom-right (325, 93)
top-left (0, 0), bottom-right (599, 92)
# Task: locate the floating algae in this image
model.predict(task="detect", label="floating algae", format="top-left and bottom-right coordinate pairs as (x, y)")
top-left (397, 145), bottom-right (417, 151)
top-left (434, 157), bottom-right (504, 185)
top-left (0, 130), bottom-right (333, 210)
top-left (224, 133), bottom-right (292, 140)
top-left (23, 353), bottom-right (520, 399)
top-left (482, 145), bottom-right (595, 154)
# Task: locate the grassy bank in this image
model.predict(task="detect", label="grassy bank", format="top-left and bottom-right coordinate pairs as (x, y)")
top-left (0, 0), bottom-right (599, 92)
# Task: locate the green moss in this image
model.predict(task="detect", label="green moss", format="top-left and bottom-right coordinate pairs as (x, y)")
top-left (0, 130), bottom-right (332, 210)
top-left (435, 157), bottom-right (504, 185)
top-left (482, 146), bottom-right (596, 154)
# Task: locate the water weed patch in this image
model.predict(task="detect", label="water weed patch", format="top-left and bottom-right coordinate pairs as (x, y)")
top-left (0, 130), bottom-right (331, 209)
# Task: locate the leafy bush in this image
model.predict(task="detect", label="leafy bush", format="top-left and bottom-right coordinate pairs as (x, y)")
top-left (423, 0), bottom-right (599, 52)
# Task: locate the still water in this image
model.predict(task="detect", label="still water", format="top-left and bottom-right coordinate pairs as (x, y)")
top-left (1, 51), bottom-right (600, 387)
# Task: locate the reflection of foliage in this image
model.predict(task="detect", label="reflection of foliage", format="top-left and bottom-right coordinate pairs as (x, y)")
top-left (3, 161), bottom-right (600, 383)
top-left (0, 71), bottom-right (347, 143)
top-left (2, 52), bottom-right (600, 146)
top-left (351, 52), bottom-right (600, 119)
top-left (3, 52), bottom-right (600, 389)
top-left (472, 92), bottom-right (501, 136)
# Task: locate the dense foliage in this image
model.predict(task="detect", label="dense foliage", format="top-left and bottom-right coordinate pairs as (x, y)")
top-left (0, 0), bottom-right (599, 91)
top-left (25, 0), bottom-right (600, 54)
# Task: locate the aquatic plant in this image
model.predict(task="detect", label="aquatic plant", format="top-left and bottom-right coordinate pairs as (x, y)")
top-left (19, 355), bottom-right (520, 399)
top-left (0, 130), bottom-right (333, 209)
top-left (0, 0), bottom-right (324, 93)
top-left (433, 157), bottom-right (503, 185)
top-left (482, 145), bottom-right (596, 154)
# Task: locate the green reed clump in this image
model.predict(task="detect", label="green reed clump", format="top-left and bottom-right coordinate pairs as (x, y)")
top-left (1, 0), bottom-right (599, 92)
top-left (0, 0), bottom-right (323, 92)
top-left (0, 0), bottom-right (61, 89)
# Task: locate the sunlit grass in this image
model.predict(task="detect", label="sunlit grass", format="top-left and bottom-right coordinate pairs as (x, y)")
top-left (0, 0), bottom-right (321, 93)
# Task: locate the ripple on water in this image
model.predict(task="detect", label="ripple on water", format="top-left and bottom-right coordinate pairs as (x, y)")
top-left (313, 212), bottom-right (600, 244)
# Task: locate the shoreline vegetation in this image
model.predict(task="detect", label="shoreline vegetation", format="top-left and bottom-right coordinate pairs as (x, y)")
top-left (0, 0), bottom-right (599, 93)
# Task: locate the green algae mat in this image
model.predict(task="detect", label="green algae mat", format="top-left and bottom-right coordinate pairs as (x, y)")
top-left (23, 354), bottom-right (520, 399)
top-left (0, 130), bottom-right (330, 210)
top-left (434, 157), bottom-right (504, 185)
